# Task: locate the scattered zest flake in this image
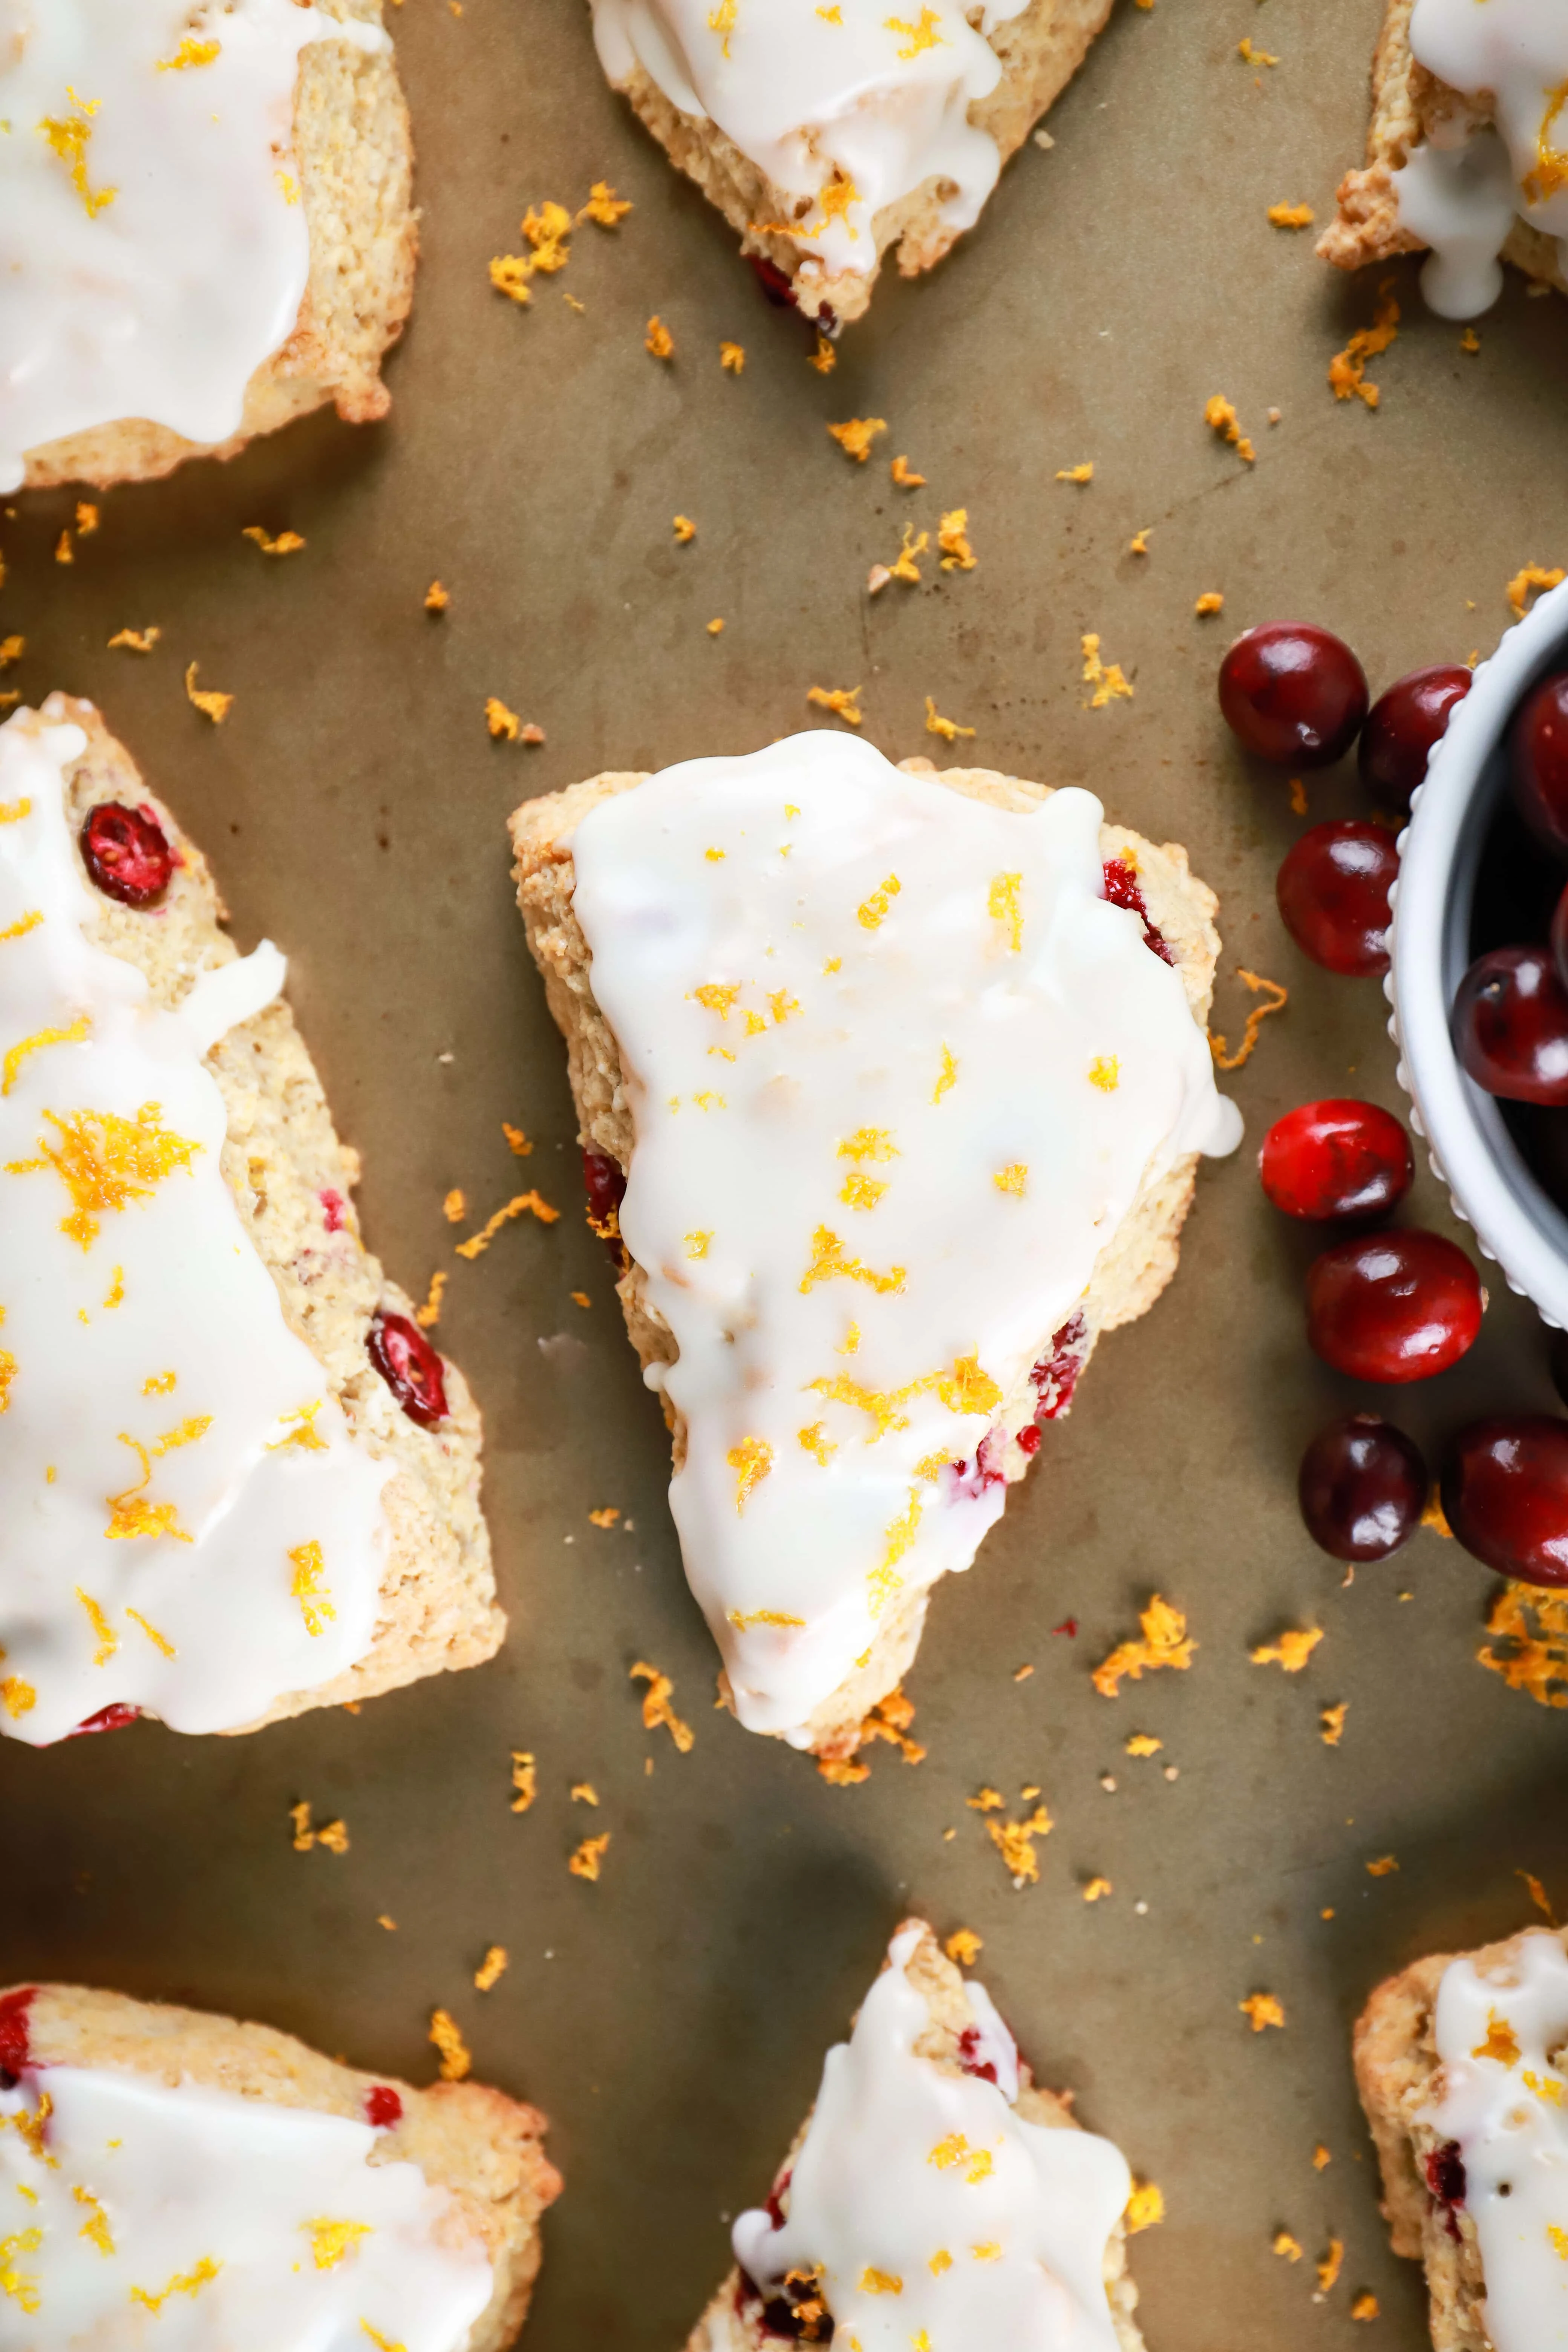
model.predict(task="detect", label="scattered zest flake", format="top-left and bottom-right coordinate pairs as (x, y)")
top-left (184, 663), bottom-right (232, 724)
top-left (242, 527), bottom-right (305, 556)
top-left (944, 1928), bottom-right (983, 1965)
top-left (924, 697), bottom-right (974, 741)
top-left (1125, 2182), bottom-right (1164, 2233)
top-left (1315, 2240), bottom-right (1345, 2294)
top-left (1314, 2143), bottom-right (1332, 2171)
top-left (473, 1945), bottom-right (509, 1992)
top-left (570, 1832), bottom-right (611, 1880)
top-left (1081, 633), bottom-right (1134, 708)
top-left (1240, 1992), bottom-right (1285, 2032)
top-left (1329, 279), bottom-right (1400, 408)
top-left (1129, 530), bottom-right (1150, 556)
top-left (720, 341), bottom-right (745, 373)
top-left (443, 1188), bottom-right (466, 1224)
top-left (289, 1539), bottom-right (335, 1638)
top-left (937, 508), bottom-right (976, 571)
top-left (890, 454), bottom-right (925, 487)
top-left (1238, 35), bottom-right (1277, 62)
top-left (673, 514), bottom-right (697, 543)
top-left (510, 1750), bottom-right (537, 1812)
top-left (809, 333), bottom-right (837, 373)
top-left (1082, 1875), bottom-right (1113, 1903)
top-left (1055, 463), bottom-right (1093, 484)
top-left (108, 627), bottom-right (160, 653)
top-left (1473, 2009), bottom-right (1521, 2064)
top-left (1208, 968), bottom-right (1288, 1070)
top-left (1351, 2294), bottom-right (1379, 2322)
top-left (1125, 1733), bottom-right (1162, 1756)
top-left (1092, 1595), bottom-right (1196, 1697)
top-left (1366, 1854), bottom-right (1399, 1877)
top-left (1461, 326), bottom-right (1481, 353)
top-left (1250, 1625), bottom-right (1322, 1672)
top-left (631, 1659), bottom-right (695, 1751)
top-left (578, 180), bottom-right (632, 226)
top-left (1194, 591), bottom-right (1225, 616)
top-left (1320, 1700), bottom-right (1348, 1746)
top-left (1478, 1582), bottom-right (1568, 1707)
top-left (988, 1803), bottom-right (1054, 1886)
top-left (1289, 777), bottom-right (1309, 815)
top-left (424, 580), bottom-right (450, 613)
top-left (828, 416), bottom-right (887, 463)
top-left (290, 1801), bottom-right (349, 1855)
top-left (571, 1781), bottom-right (600, 1805)
top-left (1268, 201), bottom-right (1315, 228)
top-left (414, 1270), bottom-right (447, 1329)
top-left (0, 638), bottom-right (23, 670)
top-left (645, 316), bottom-right (675, 358)
top-left (727, 1436), bottom-right (773, 1511)
top-left (454, 1190), bottom-right (559, 1259)
top-left (588, 1506), bottom-right (621, 1528)
top-left (1274, 2230), bottom-right (1303, 2263)
top-left (1507, 564), bottom-right (1565, 619)
top-left (1204, 394), bottom-right (1256, 464)
top-left (1519, 1869), bottom-right (1557, 1925)
top-left (486, 697), bottom-right (522, 741)
top-left (807, 684), bottom-right (864, 727)
top-left (429, 2009), bottom-right (471, 2081)
top-left (706, 617), bottom-right (724, 636)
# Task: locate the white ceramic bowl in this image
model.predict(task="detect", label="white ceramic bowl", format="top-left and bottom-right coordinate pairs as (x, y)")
top-left (1390, 576), bottom-right (1568, 1329)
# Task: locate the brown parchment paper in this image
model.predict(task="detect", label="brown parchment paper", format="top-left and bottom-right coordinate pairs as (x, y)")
top-left (5, 0), bottom-right (1568, 2344)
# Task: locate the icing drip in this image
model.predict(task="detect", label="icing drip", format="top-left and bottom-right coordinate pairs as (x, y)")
top-left (0, 2062), bottom-right (493, 2347)
top-left (732, 1924), bottom-right (1132, 2352)
top-left (0, 0), bottom-right (388, 490)
top-left (1396, 0), bottom-right (1568, 316)
top-left (1426, 1930), bottom-right (1568, 2352)
top-left (589, 0), bottom-right (1031, 293)
top-left (0, 706), bottom-right (390, 1745)
top-left (569, 735), bottom-right (1240, 1743)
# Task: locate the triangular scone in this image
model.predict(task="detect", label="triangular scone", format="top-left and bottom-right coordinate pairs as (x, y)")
top-left (1320, 0), bottom-right (1568, 311)
top-left (1354, 1923), bottom-right (1568, 2352)
top-left (7, 0), bottom-right (416, 493)
top-left (0, 1980), bottom-right (560, 2347)
top-left (0, 698), bottom-right (502, 1742)
top-left (589, 0), bottom-right (1117, 325)
top-left (511, 735), bottom-right (1237, 1763)
top-left (683, 1919), bottom-right (1147, 2352)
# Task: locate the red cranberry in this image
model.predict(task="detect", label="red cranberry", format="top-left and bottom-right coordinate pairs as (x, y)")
top-left (365, 2084), bottom-right (403, 2129)
top-left (1305, 1230), bottom-right (1483, 1383)
top-left (1015, 1423), bottom-right (1041, 1458)
top-left (748, 254), bottom-right (798, 309)
top-left (957, 2026), bottom-right (999, 2084)
top-left (66, 1702), bottom-right (141, 1738)
top-left (1298, 1413), bottom-right (1427, 1561)
top-left (80, 801), bottom-right (173, 908)
top-left (367, 1311), bottom-right (449, 1429)
top-left (1219, 623), bottom-right (1369, 769)
top-left (319, 1188), bottom-right (348, 1234)
top-left (1101, 858), bottom-right (1175, 964)
top-left (1512, 671), bottom-right (1568, 855)
top-left (1425, 2142), bottom-right (1467, 2211)
top-left (950, 1428), bottom-right (1008, 1497)
top-left (0, 1988), bottom-right (35, 2082)
top-left (1259, 1099), bottom-right (1413, 1221)
top-left (1359, 666), bottom-right (1472, 812)
top-left (1031, 1309), bottom-right (1092, 1420)
top-left (1453, 947), bottom-right (1568, 1106)
top-left (1277, 820), bottom-right (1399, 977)
top-left (1442, 1416), bottom-right (1568, 1586)
top-left (582, 1147), bottom-right (626, 1241)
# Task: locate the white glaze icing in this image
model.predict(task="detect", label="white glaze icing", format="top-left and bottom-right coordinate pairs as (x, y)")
top-left (570, 734), bottom-right (1240, 1743)
top-left (0, 0), bottom-right (387, 491)
top-left (1397, 0), bottom-right (1568, 317)
top-left (731, 1923), bottom-right (1132, 2352)
top-left (0, 2060), bottom-right (493, 2347)
top-left (0, 705), bottom-right (391, 1745)
top-left (590, 0), bottom-right (1031, 292)
top-left (1425, 1929), bottom-right (1568, 2352)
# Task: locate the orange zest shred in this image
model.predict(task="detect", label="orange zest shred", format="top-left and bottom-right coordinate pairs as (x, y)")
top-left (424, 581), bottom-right (451, 613)
top-left (1091, 1595), bottom-right (1195, 1697)
top-left (414, 1270), bottom-right (447, 1329)
top-left (184, 663), bottom-right (232, 723)
top-left (2, 1017), bottom-right (90, 1098)
top-left (242, 527), bottom-right (305, 557)
top-left (1208, 968), bottom-right (1288, 1070)
top-left (1507, 564), bottom-right (1566, 620)
top-left (1478, 1581), bottom-right (1568, 1707)
top-left (631, 1660), bottom-right (695, 1752)
top-left (1055, 462), bottom-right (1093, 484)
top-left (937, 509), bottom-right (975, 571)
top-left (1329, 279), bottom-right (1400, 408)
top-left (510, 1751), bottom-right (537, 1812)
top-left (1240, 1992), bottom-right (1285, 2032)
top-left (890, 454), bottom-right (924, 487)
top-left (1125, 2182), bottom-right (1164, 2233)
top-left (1274, 2230), bottom-right (1303, 2262)
top-left (1194, 591), bottom-right (1225, 616)
top-left (1204, 393), bottom-right (1256, 464)
top-left (988, 1802), bottom-right (1053, 1885)
top-left (485, 697), bottom-right (521, 741)
top-left (569, 1831), bottom-right (611, 1880)
top-left (1320, 1700), bottom-right (1348, 1746)
top-left (578, 180), bottom-right (632, 226)
top-left (944, 1928), bottom-right (983, 1965)
top-left (1250, 1625), bottom-right (1322, 1672)
top-left (473, 1945), bottom-right (509, 1992)
top-left (454, 1190), bottom-right (559, 1259)
top-left (1366, 1853), bottom-right (1398, 1877)
top-left (108, 627), bottom-right (160, 653)
top-left (1268, 201), bottom-right (1315, 228)
top-left (1081, 633), bottom-right (1134, 708)
top-left (646, 316), bottom-right (674, 358)
top-left (1520, 1868), bottom-right (1558, 1925)
top-left (809, 333), bottom-right (837, 373)
top-left (799, 1224), bottom-right (905, 1295)
top-left (807, 684), bottom-right (864, 727)
top-left (828, 417), bottom-right (887, 463)
top-left (429, 2008), bottom-right (472, 2081)
top-left (924, 697), bottom-right (975, 741)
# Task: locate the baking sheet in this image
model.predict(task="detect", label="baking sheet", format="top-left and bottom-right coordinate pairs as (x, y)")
top-left (5, 0), bottom-right (1568, 2342)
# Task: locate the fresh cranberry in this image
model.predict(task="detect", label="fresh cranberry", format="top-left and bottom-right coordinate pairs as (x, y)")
top-left (367, 1311), bottom-right (449, 1429)
top-left (1101, 859), bottom-right (1175, 964)
top-left (80, 801), bottom-right (174, 908)
top-left (0, 1988), bottom-right (35, 2084)
top-left (320, 1188), bottom-right (348, 1234)
top-left (1053, 1617), bottom-right (1078, 1637)
top-left (582, 1147), bottom-right (626, 1244)
top-left (1031, 1309), bottom-right (1092, 1419)
top-left (1219, 623), bottom-right (1369, 769)
top-left (365, 2084), bottom-right (403, 2129)
top-left (748, 255), bottom-right (797, 309)
top-left (950, 1427), bottom-right (1007, 1496)
top-left (1359, 666), bottom-right (1472, 812)
top-left (1298, 1413), bottom-right (1427, 1561)
top-left (1277, 821), bottom-right (1399, 977)
top-left (1425, 2142), bottom-right (1467, 2210)
top-left (957, 2025), bottom-right (998, 2084)
top-left (1453, 947), bottom-right (1568, 1105)
top-left (1015, 1423), bottom-right (1041, 1458)
top-left (764, 2171), bottom-right (791, 2233)
top-left (1259, 1099), bottom-right (1413, 1221)
top-left (1305, 1230), bottom-right (1483, 1383)
top-left (1442, 1416), bottom-right (1568, 1586)
top-left (66, 1702), bottom-right (141, 1738)
top-left (1512, 671), bottom-right (1568, 855)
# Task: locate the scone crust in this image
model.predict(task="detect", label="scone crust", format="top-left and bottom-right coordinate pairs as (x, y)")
top-left (602, 0), bottom-right (1115, 323)
top-left (20, 0), bottom-right (418, 492)
top-left (5, 1981), bottom-right (560, 2352)
top-left (1318, 0), bottom-right (1567, 296)
top-left (43, 697), bottom-right (502, 1729)
top-left (1352, 1923), bottom-right (1568, 2352)
top-left (680, 1920), bottom-right (1145, 2352)
top-left (510, 756), bottom-right (1223, 1757)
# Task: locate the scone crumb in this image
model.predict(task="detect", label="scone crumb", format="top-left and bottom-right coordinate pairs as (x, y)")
top-left (1250, 1626), bottom-right (1322, 1672)
top-left (1365, 1854), bottom-right (1398, 1876)
top-left (1274, 2230), bottom-right (1303, 2263)
top-left (1055, 463), bottom-right (1093, 484)
top-left (589, 1507), bottom-right (620, 1528)
top-left (1081, 633), bottom-right (1134, 708)
top-left (454, 1190), bottom-right (560, 1259)
top-left (107, 627), bottom-right (160, 653)
top-left (890, 454), bottom-right (925, 487)
top-left (242, 527), bottom-right (305, 556)
top-left (184, 663), bottom-right (232, 724)
top-left (414, 1270), bottom-right (447, 1330)
top-left (1091, 1595), bottom-right (1195, 1696)
top-left (424, 581), bottom-right (450, 613)
top-left (473, 1945), bottom-right (508, 1992)
top-left (807, 684), bottom-right (864, 727)
top-left (1507, 564), bottom-right (1566, 619)
top-left (569, 1832), bottom-right (611, 1880)
top-left (1204, 394), bottom-right (1256, 464)
top-left (1240, 1992), bottom-right (1285, 2032)
top-left (1350, 2294), bottom-right (1379, 2321)
top-left (1329, 280), bottom-right (1399, 409)
top-left (429, 2008), bottom-right (472, 2081)
top-left (828, 416), bottom-right (887, 463)
top-left (631, 1660), bottom-right (695, 1751)
top-left (510, 1751), bottom-right (537, 1813)
top-left (1194, 591), bottom-right (1225, 616)
top-left (1317, 2239), bottom-right (1344, 2292)
top-left (988, 1803), bottom-right (1053, 1886)
top-left (943, 1928), bottom-right (983, 1965)
top-left (1208, 968), bottom-right (1288, 1070)
top-left (924, 697), bottom-right (975, 741)
top-left (1320, 1700), bottom-right (1347, 1746)
top-left (1125, 2181), bottom-right (1164, 2233)
top-left (1267, 202), bottom-right (1314, 228)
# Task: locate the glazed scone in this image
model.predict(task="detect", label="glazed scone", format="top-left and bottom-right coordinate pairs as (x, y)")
top-left (683, 1919), bottom-right (1146, 2352)
top-left (1354, 1923), bottom-right (1568, 2352)
top-left (0, 697), bottom-right (502, 1744)
top-left (1320, 0), bottom-right (1568, 314)
top-left (0, 1980), bottom-right (560, 2349)
top-left (4, 0), bottom-right (416, 493)
top-left (589, 0), bottom-right (1116, 325)
top-left (511, 734), bottom-right (1238, 1761)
